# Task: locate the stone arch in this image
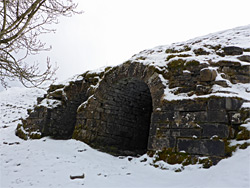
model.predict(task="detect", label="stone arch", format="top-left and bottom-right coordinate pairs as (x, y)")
top-left (73, 62), bottom-right (165, 155)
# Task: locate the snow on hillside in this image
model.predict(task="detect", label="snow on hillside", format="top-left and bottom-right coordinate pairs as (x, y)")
top-left (129, 24), bottom-right (250, 102)
top-left (1, 25), bottom-right (250, 187)
top-left (0, 87), bottom-right (250, 188)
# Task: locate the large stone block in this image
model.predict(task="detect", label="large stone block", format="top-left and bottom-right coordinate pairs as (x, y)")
top-left (225, 98), bottom-right (243, 111)
top-left (237, 55), bottom-right (250, 62)
top-left (171, 129), bottom-right (201, 138)
top-left (208, 97), bottom-right (243, 111)
top-left (148, 136), bottom-right (176, 150)
top-left (200, 124), bottom-right (229, 138)
top-left (177, 139), bottom-right (225, 156)
top-left (200, 68), bottom-right (217, 82)
top-left (223, 46), bottom-right (243, 55)
top-left (207, 110), bottom-right (228, 123)
top-left (174, 99), bottom-right (207, 111)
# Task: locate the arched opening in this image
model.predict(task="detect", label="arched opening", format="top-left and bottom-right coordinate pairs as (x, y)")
top-left (100, 78), bottom-right (153, 156)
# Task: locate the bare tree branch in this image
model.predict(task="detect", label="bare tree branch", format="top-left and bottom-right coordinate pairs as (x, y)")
top-left (0, 0), bottom-right (82, 88)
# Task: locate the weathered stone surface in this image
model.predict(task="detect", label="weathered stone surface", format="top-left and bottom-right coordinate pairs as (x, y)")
top-left (200, 123), bottom-right (229, 138)
top-left (223, 46), bottom-right (243, 55)
top-left (207, 110), bottom-right (228, 123)
top-left (237, 55), bottom-right (250, 62)
top-left (200, 68), bottom-right (217, 82)
top-left (208, 97), bottom-right (243, 111)
top-left (177, 139), bottom-right (225, 156)
top-left (172, 129), bottom-right (202, 138)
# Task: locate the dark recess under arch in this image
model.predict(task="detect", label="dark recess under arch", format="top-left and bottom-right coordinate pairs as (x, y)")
top-left (78, 78), bottom-right (153, 156)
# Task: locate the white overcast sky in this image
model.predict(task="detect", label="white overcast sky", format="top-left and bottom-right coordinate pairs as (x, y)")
top-left (16, 0), bottom-right (250, 83)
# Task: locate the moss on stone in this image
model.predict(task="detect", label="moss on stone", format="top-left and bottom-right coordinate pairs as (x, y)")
top-left (15, 123), bottom-right (28, 140)
top-left (48, 90), bottom-right (63, 100)
top-left (240, 108), bottom-right (250, 122)
top-left (104, 66), bottom-right (112, 72)
top-left (147, 150), bottom-right (155, 157)
top-left (204, 44), bottom-right (222, 51)
top-left (16, 121), bottom-right (43, 140)
top-left (239, 142), bottom-right (250, 149)
top-left (147, 65), bottom-right (165, 75)
top-left (165, 48), bottom-right (179, 54)
top-left (29, 132), bottom-right (42, 139)
top-left (236, 127), bottom-right (250, 141)
top-left (182, 156), bottom-right (193, 166)
top-left (136, 56), bottom-right (147, 60)
top-left (193, 48), bottom-right (210, 56)
top-left (214, 60), bottom-right (241, 67)
top-left (243, 48), bottom-right (250, 52)
top-left (168, 59), bottom-right (186, 69)
top-left (150, 148), bottom-right (214, 169)
top-left (165, 45), bottom-right (191, 54)
top-left (85, 72), bottom-right (100, 80)
top-left (48, 84), bottom-right (65, 93)
top-left (153, 148), bottom-right (193, 165)
top-left (103, 66), bottom-right (118, 77)
top-left (72, 123), bottom-right (83, 139)
top-left (224, 139), bottom-right (238, 157)
top-left (198, 158), bottom-right (213, 169)
top-left (166, 54), bottom-right (191, 61)
top-left (185, 60), bottom-right (200, 67)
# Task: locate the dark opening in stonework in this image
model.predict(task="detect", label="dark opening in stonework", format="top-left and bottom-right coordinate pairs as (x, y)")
top-left (101, 78), bottom-right (152, 156)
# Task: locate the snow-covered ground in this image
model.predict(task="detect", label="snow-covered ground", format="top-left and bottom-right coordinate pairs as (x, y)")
top-left (0, 87), bottom-right (250, 188)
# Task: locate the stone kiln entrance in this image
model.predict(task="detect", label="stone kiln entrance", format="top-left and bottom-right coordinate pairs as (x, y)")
top-left (74, 77), bottom-right (153, 156)
top-left (97, 78), bottom-right (153, 155)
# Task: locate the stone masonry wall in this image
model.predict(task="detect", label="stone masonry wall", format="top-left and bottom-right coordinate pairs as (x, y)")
top-left (16, 44), bottom-right (250, 165)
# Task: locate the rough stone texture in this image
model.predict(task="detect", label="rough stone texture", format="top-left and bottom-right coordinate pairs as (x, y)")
top-left (223, 46), bottom-right (243, 55)
top-left (200, 68), bottom-right (217, 82)
top-left (177, 139), bottom-right (225, 156)
top-left (16, 43), bottom-right (249, 161)
top-left (237, 55), bottom-right (250, 62)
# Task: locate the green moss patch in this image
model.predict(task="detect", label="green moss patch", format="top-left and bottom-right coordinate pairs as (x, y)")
top-left (149, 148), bottom-right (213, 169)
top-left (198, 158), bottom-right (213, 169)
top-left (15, 123), bottom-right (29, 140)
top-left (135, 56), bottom-right (147, 60)
top-left (166, 54), bottom-right (191, 61)
top-left (236, 127), bottom-right (250, 141)
top-left (48, 84), bottom-right (65, 93)
top-left (168, 59), bottom-right (186, 69)
top-left (213, 60), bottom-right (241, 67)
top-left (165, 45), bottom-right (191, 54)
top-left (185, 60), bottom-right (200, 67)
top-left (15, 123), bottom-right (42, 140)
top-left (193, 48), bottom-right (210, 56)
top-left (243, 48), bottom-right (250, 52)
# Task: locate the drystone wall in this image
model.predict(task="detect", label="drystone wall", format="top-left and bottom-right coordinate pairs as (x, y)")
top-left (16, 45), bottom-right (250, 166)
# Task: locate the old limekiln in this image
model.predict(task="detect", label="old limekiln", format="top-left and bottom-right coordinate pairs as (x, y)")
top-left (16, 25), bottom-right (250, 166)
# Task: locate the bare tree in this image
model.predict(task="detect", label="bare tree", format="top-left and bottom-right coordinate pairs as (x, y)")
top-left (0, 0), bottom-right (81, 88)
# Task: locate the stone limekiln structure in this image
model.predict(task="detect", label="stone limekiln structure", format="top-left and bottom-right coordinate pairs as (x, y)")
top-left (16, 26), bottom-right (250, 165)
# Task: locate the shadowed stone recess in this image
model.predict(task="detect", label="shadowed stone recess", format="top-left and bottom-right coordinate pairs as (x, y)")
top-left (75, 78), bottom-right (152, 155)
